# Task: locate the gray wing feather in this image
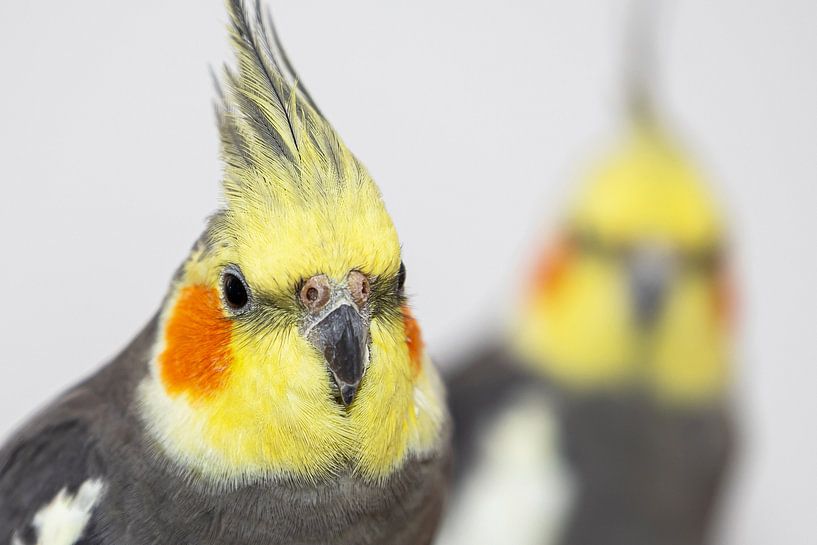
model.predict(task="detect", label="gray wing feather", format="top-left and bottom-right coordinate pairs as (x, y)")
top-left (0, 392), bottom-right (105, 544)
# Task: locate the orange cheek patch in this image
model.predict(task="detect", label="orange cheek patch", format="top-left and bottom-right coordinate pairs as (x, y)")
top-left (159, 285), bottom-right (234, 399)
top-left (714, 267), bottom-right (737, 329)
top-left (530, 234), bottom-right (573, 299)
top-left (402, 307), bottom-right (424, 379)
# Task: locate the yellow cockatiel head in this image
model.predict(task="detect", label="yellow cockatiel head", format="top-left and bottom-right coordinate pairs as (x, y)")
top-left (514, 122), bottom-right (734, 405)
top-left (138, 0), bottom-right (445, 484)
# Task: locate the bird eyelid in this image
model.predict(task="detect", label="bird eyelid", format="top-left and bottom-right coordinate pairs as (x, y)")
top-left (219, 263), bottom-right (255, 316)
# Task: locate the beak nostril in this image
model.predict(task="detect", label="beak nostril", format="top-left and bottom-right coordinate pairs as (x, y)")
top-left (348, 271), bottom-right (370, 308)
top-left (300, 275), bottom-right (330, 312)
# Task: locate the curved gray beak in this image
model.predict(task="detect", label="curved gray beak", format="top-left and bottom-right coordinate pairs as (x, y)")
top-left (307, 304), bottom-right (368, 406)
top-left (628, 246), bottom-right (674, 329)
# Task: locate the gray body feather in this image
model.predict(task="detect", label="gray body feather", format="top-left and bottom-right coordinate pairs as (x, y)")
top-left (446, 342), bottom-right (734, 545)
top-left (0, 318), bottom-right (449, 545)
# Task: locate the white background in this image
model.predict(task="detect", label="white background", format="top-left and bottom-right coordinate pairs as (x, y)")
top-left (1, 1), bottom-right (815, 543)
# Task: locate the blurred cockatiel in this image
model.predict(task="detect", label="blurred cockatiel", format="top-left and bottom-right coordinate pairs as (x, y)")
top-left (441, 120), bottom-right (736, 545)
top-left (440, 3), bottom-right (736, 539)
top-left (0, 2), bottom-right (449, 544)
top-left (440, 0), bottom-right (734, 545)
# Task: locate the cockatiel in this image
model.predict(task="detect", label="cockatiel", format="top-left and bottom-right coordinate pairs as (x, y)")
top-left (0, 2), bottom-right (449, 544)
top-left (440, 2), bottom-right (735, 543)
top-left (440, 126), bottom-right (735, 545)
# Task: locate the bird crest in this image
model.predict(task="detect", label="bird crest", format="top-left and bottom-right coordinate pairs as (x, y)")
top-left (207, 0), bottom-right (398, 295)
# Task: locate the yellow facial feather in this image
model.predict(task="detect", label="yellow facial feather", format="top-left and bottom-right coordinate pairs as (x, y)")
top-left (221, 180), bottom-right (401, 294)
top-left (140, 185), bottom-right (445, 483)
top-left (141, 266), bottom-right (444, 483)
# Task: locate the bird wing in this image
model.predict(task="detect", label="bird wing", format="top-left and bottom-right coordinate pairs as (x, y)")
top-left (0, 393), bottom-right (105, 545)
top-left (445, 341), bottom-right (548, 484)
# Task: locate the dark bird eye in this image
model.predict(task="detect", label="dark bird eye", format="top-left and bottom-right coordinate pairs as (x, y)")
top-left (396, 262), bottom-right (407, 294)
top-left (223, 272), bottom-right (249, 311)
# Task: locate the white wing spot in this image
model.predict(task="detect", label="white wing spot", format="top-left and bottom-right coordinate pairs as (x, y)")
top-left (13, 478), bottom-right (105, 545)
top-left (436, 393), bottom-right (574, 545)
